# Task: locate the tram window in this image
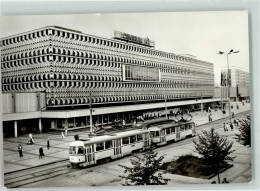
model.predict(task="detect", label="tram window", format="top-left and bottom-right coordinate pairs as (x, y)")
top-left (137, 134), bottom-right (143, 141)
top-left (123, 137), bottom-right (129, 145)
top-left (105, 141), bottom-right (113, 149)
top-left (69, 146), bottom-right (77, 154)
top-left (96, 142), bottom-right (104, 151)
top-left (151, 131), bottom-right (160, 137)
top-left (171, 127), bottom-right (175, 133)
top-left (130, 136), bottom-right (137, 143)
top-left (180, 125), bottom-right (185, 131)
top-left (78, 146), bottom-right (84, 154)
top-left (166, 128), bottom-right (171, 134)
top-left (185, 125), bottom-right (189, 130)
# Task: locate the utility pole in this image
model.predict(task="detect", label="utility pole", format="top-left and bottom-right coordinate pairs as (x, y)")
top-left (226, 55), bottom-right (232, 124)
top-left (219, 50), bottom-right (239, 124)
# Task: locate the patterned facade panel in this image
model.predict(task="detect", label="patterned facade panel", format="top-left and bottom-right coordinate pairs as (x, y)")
top-left (1, 26), bottom-right (214, 107)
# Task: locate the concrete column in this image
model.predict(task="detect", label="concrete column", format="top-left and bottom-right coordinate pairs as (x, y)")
top-left (86, 116), bottom-right (88, 126)
top-left (14, 121), bottom-right (18, 137)
top-left (64, 119), bottom-right (69, 130)
top-left (51, 119), bottom-right (55, 129)
top-left (39, 119), bottom-right (42, 133)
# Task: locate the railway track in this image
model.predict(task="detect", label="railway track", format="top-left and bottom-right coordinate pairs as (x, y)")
top-left (4, 110), bottom-right (250, 188)
top-left (4, 160), bottom-right (75, 188)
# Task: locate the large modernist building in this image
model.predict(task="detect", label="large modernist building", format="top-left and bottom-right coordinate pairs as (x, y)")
top-left (1, 26), bottom-right (215, 137)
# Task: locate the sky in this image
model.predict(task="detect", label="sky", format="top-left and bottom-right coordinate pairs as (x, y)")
top-left (0, 11), bottom-right (249, 86)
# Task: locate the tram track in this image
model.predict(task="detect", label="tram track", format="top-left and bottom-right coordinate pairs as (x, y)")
top-left (4, 110), bottom-right (250, 188)
top-left (4, 160), bottom-right (75, 188)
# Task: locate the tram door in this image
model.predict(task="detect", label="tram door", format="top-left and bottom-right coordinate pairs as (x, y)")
top-left (160, 130), bottom-right (166, 144)
top-left (85, 145), bottom-right (95, 164)
top-left (191, 123), bottom-right (196, 135)
top-left (113, 139), bottom-right (122, 158)
top-left (176, 126), bottom-right (180, 141)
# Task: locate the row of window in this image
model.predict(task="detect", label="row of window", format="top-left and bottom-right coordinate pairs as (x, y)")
top-left (1, 27), bottom-right (213, 67)
top-left (96, 134), bottom-right (144, 151)
top-left (2, 79), bottom-right (214, 91)
top-left (1, 52), bottom-right (212, 75)
top-left (150, 124), bottom-right (193, 137)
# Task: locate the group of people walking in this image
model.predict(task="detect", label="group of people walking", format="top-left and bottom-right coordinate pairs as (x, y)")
top-left (18, 134), bottom-right (51, 159)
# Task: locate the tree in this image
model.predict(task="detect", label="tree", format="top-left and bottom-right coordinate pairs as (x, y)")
top-left (118, 148), bottom-right (169, 185)
top-left (236, 116), bottom-right (251, 147)
top-left (193, 128), bottom-right (235, 183)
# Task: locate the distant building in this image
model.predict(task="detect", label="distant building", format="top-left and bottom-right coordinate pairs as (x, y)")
top-left (1, 26), bottom-right (215, 137)
top-left (218, 67), bottom-right (250, 102)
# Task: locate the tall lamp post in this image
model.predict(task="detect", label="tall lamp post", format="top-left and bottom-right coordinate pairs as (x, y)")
top-left (218, 49), bottom-right (239, 124)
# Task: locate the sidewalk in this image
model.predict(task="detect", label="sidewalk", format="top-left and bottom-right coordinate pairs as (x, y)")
top-left (3, 102), bottom-right (250, 174)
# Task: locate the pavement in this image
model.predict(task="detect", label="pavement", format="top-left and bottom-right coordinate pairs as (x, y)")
top-left (2, 102), bottom-right (251, 185)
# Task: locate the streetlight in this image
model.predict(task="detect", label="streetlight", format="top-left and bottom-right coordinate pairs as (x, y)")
top-left (218, 49), bottom-right (239, 124)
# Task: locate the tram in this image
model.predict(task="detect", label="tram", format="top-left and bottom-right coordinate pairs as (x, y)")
top-left (69, 120), bottom-right (195, 167)
top-left (148, 121), bottom-right (196, 146)
top-left (69, 129), bottom-right (150, 167)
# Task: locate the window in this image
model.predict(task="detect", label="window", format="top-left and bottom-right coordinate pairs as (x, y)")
top-left (151, 131), bottom-right (160, 137)
top-left (78, 146), bottom-right (84, 154)
top-left (96, 142), bottom-right (104, 151)
top-left (171, 127), bottom-right (175, 133)
top-left (105, 141), bottom-right (113, 149)
top-left (137, 134), bottom-right (143, 141)
top-left (122, 137), bottom-right (129, 145)
top-left (185, 125), bottom-right (189, 130)
top-left (130, 136), bottom-right (137, 143)
top-left (69, 146), bottom-right (77, 154)
top-left (180, 125), bottom-right (185, 131)
top-left (166, 128), bottom-right (171, 134)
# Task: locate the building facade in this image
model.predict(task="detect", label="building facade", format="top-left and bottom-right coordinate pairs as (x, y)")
top-left (220, 67), bottom-right (250, 101)
top-left (1, 26), bottom-right (215, 137)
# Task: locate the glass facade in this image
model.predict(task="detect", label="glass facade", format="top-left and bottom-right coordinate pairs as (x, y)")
top-left (124, 65), bottom-right (160, 82)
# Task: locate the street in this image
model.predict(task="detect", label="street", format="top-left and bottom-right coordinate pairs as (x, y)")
top-left (4, 109), bottom-right (251, 188)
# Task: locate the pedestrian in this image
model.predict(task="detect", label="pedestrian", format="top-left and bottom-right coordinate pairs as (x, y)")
top-left (29, 133), bottom-right (34, 144)
top-left (230, 123), bottom-right (234, 131)
top-left (18, 144), bottom-right (23, 157)
top-left (226, 123), bottom-right (229, 131)
top-left (47, 138), bottom-right (50, 149)
top-left (234, 118), bottom-right (238, 126)
top-left (39, 147), bottom-right (45, 159)
top-left (222, 178), bottom-right (229, 183)
top-left (61, 131), bottom-right (65, 139)
top-left (223, 123), bottom-right (226, 132)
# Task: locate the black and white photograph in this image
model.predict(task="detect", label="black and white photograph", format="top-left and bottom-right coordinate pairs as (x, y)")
top-left (0, 11), bottom-right (251, 188)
